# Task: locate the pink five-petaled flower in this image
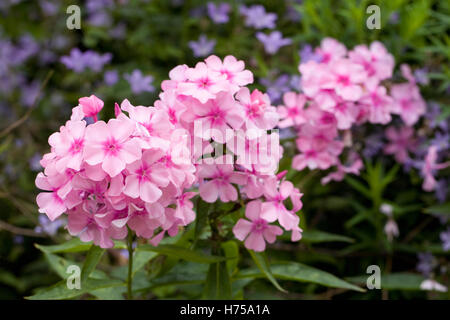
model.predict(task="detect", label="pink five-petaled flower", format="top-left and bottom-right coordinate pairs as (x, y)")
top-left (78, 95), bottom-right (104, 121)
top-left (384, 126), bottom-right (417, 163)
top-left (232, 200), bottom-right (283, 252)
top-left (277, 92), bottom-right (307, 128)
top-left (123, 149), bottom-right (170, 203)
top-left (390, 82), bottom-right (426, 126)
top-left (315, 37), bottom-right (347, 63)
top-left (185, 92), bottom-right (244, 143)
top-left (198, 158), bottom-right (248, 203)
top-left (49, 120), bottom-right (86, 172)
top-left (422, 146), bottom-right (450, 192)
top-left (236, 88), bottom-right (278, 132)
top-left (205, 55), bottom-right (253, 93)
top-left (260, 178), bottom-right (300, 232)
top-left (35, 173), bottom-right (68, 221)
top-left (178, 61), bottom-right (228, 103)
top-left (84, 118), bottom-right (142, 177)
top-left (328, 59), bottom-right (367, 101)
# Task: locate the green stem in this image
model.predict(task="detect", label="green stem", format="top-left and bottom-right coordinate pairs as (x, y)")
top-left (126, 227), bottom-right (134, 300)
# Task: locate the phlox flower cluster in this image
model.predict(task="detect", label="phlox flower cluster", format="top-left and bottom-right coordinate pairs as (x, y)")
top-left (36, 94), bottom-right (197, 248)
top-left (278, 38), bottom-right (429, 185)
top-left (157, 55), bottom-right (304, 251)
top-left (36, 55), bottom-right (304, 252)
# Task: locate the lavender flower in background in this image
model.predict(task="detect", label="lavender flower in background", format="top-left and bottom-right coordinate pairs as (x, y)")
top-left (13, 235), bottom-right (24, 244)
top-left (104, 70), bottom-right (119, 85)
top-left (190, 5), bottom-right (206, 19)
top-left (188, 34), bottom-right (216, 57)
top-left (21, 81), bottom-right (40, 108)
top-left (286, 0), bottom-right (302, 22)
top-left (61, 48), bottom-right (112, 73)
top-left (109, 23), bottom-right (127, 39)
top-left (260, 73), bottom-right (292, 103)
top-left (299, 44), bottom-right (322, 63)
top-left (240, 5), bottom-right (277, 29)
top-left (39, 0), bottom-right (59, 16)
top-left (435, 179), bottom-right (448, 204)
top-left (416, 252), bottom-right (436, 277)
top-left (34, 214), bottom-right (65, 236)
top-left (29, 153), bottom-right (43, 171)
top-left (430, 132), bottom-right (449, 152)
top-left (207, 2), bottom-right (231, 24)
top-left (363, 132), bottom-right (385, 158)
top-left (290, 75), bottom-right (302, 91)
top-left (124, 69), bottom-right (155, 94)
top-left (414, 68), bottom-right (429, 85)
top-left (441, 228), bottom-right (450, 251)
top-left (425, 102), bottom-right (449, 131)
top-left (256, 31), bottom-right (292, 54)
top-left (389, 11), bottom-right (399, 25)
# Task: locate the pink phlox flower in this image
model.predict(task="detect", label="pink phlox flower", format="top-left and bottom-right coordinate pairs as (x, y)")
top-left (78, 95), bottom-right (104, 121)
top-left (205, 55), bottom-right (253, 93)
top-left (277, 92), bottom-right (307, 128)
top-left (384, 126), bottom-right (417, 163)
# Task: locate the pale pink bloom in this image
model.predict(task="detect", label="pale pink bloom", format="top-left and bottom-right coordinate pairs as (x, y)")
top-left (384, 126), bottom-right (417, 163)
top-left (390, 83), bottom-right (426, 126)
top-left (384, 218), bottom-right (399, 242)
top-left (48, 120), bottom-right (86, 172)
top-left (328, 59), bottom-right (367, 101)
top-left (277, 92), bottom-right (307, 128)
top-left (123, 149), bottom-right (170, 203)
top-left (299, 60), bottom-right (334, 97)
top-left (205, 55), bottom-right (253, 92)
top-left (35, 172), bottom-right (67, 221)
top-left (78, 95), bottom-right (104, 121)
top-left (84, 118), bottom-right (142, 177)
top-left (315, 92), bottom-right (358, 129)
top-left (161, 64), bottom-right (189, 91)
top-left (174, 192), bottom-right (197, 225)
top-left (359, 84), bottom-right (394, 124)
top-left (236, 88), bottom-right (279, 131)
top-left (178, 62), bottom-right (228, 103)
top-left (261, 178), bottom-right (300, 231)
top-left (154, 90), bottom-right (187, 125)
top-left (315, 38), bottom-right (347, 63)
top-left (321, 157), bottom-right (363, 185)
top-left (292, 138), bottom-right (340, 171)
top-left (422, 146), bottom-right (450, 192)
top-left (127, 202), bottom-right (165, 238)
top-left (232, 200), bottom-right (283, 252)
top-left (349, 41), bottom-right (394, 83)
top-left (198, 158), bottom-right (247, 203)
top-left (184, 92), bottom-right (244, 143)
top-left (400, 64), bottom-right (416, 83)
top-left (67, 206), bottom-right (127, 248)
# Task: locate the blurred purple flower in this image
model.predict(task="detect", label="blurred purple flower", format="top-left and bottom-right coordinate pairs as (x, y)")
top-left (430, 132), bottom-right (449, 152)
top-left (39, 0), bottom-right (59, 16)
top-left (109, 23), bottom-right (127, 39)
top-left (414, 68), bottom-right (429, 85)
top-left (389, 11), bottom-right (399, 25)
top-left (190, 6), bottom-right (206, 18)
top-left (207, 2), bottom-right (231, 24)
top-left (13, 235), bottom-right (24, 244)
top-left (256, 31), bottom-right (292, 54)
top-left (299, 44), bottom-right (322, 63)
top-left (29, 152), bottom-right (43, 171)
top-left (426, 102), bottom-right (448, 131)
top-left (440, 228), bottom-right (450, 251)
top-left (188, 34), bottom-right (216, 57)
top-left (21, 81), bottom-right (41, 108)
top-left (124, 69), bottom-right (155, 94)
top-left (104, 70), bottom-right (119, 85)
top-left (34, 214), bottom-right (65, 236)
top-left (416, 252), bottom-right (436, 277)
top-left (260, 74), bottom-right (291, 103)
top-left (61, 48), bottom-right (112, 73)
top-left (435, 179), bottom-right (448, 203)
top-left (88, 11), bottom-right (112, 27)
top-left (240, 5), bottom-right (277, 29)
top-left (363, 132), bottom-right (385, 159)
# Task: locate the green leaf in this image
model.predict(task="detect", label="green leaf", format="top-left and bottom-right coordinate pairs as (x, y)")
top-left (347, 273), bottom-right (426, 290)
top-left (221, 240), bottom-right (239, 275)
top-left (203, 261), bottom-right (232, 299)
top-left (345, 176), bottom-right (371, 199)
top-left (35, 239), bottom-right (92, 254)
top-left (81, 245), bottom-right (105, 283)
top-left (193, 198), bottom-right (211, 246)
top-left (137, 244), bottom-right (228, 264)
top-left (238, 261), bottom-right (364, 292)
top-left (26, 279), bottom-right (124, 300)
top-left (132, 251), bottom-right (158, 276)
top-left (424, 203), bottom-right (450, 215)
top-left (248, 251), bottom-right (286, 293)
top-left (301, 230), bottom-right (355, 243)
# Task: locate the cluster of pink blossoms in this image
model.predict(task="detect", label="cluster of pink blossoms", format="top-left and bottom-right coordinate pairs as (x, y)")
top-left (36, 55), bottom-right (304, 251)
top-left (278, 38), bottom-right (427, 184)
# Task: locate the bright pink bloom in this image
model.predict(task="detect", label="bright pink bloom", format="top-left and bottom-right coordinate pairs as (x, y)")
top-left (232, 200), bottom-right (283, 252)
top-left (78, 95), bottom-right (104, 120)
top-left (277, 92), bottom-right (307, 128)
top-left (315, 38), bottom-right (347, 63)
top-left (390, 83), bottom-right (426, 126)
top-left (384, 126), bottom-right (417, 163)
top-left (359, 83), bottom-right (394, 124)
top-left (84, 118), bottom-right (142, 177)
top-left (328, 59), bottom-right (367, 101)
